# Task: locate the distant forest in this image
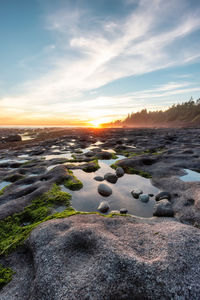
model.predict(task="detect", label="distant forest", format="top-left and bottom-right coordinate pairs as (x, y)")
top-left (105, 98), bottom-right (200, 128)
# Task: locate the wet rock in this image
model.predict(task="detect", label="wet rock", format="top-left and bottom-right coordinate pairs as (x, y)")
top-left (97, 151), bottom-right (112, 160)
top-left (184, 198), bottom-right (195, 206)
top-left (4, 134), bottom-right (22, 142)
top-left (98, 201), bottom-right (110, 213)
top-left (4, 173), bottom-right (25, 182)
top-left (94, 176), bottom-right (104, 182)
top-left (116, 167), bottom-right (124, 177)
top-left (98, 183), bottom-right (112, 197)
top-left (120, 208), bottom-right (128, 214)
top-left (85, 151), bottom-right (95, 157)
top-left (104, 172), bottom-right (118, 184)
top-left (131, 189), bottom-right (143, 198)
top-left (155, 191), bottom-right (171, 201)
top-left (139, 194), bottom-right (149, 203)
top-left (153, 199), bottom-right (174, 217)
top-left (2, 215), bottom-right (199, 300)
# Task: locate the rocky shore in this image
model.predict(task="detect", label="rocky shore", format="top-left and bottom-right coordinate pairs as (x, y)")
top-left (0, 127), bottom-right (200, 299)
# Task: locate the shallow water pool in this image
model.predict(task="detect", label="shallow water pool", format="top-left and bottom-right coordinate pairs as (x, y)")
top-left (62, 157), bottom-right (158, 217)
top-left (180, 169), bottom-right (200, 182)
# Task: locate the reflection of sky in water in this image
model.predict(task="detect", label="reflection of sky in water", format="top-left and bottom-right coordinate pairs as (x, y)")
top-left (180, 169), bottom-right (200, 182)
top-left (62, 159), bottom-right (159, 217)
top-left (44, 153), bottom-right (72, 160)
top-left (20, 133), bottom-right (35, 141)
top-left (0, 181), bottom-right (10, 190)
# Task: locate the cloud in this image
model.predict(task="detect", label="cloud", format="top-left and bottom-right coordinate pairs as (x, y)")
top-left (0, 0), bottom-right (200, 124)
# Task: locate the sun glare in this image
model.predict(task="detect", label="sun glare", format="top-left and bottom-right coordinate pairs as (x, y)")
top-left (89, 120), bottom-right (102, 128)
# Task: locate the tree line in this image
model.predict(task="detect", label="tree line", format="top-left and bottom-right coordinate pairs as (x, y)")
top-left (105, 98), bottom-right (200, 127)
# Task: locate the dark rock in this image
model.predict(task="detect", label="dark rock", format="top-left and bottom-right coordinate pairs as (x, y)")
top-left (4, 135), bottom-right (22, 142)
top-left (139, 194), bottom-right (149, 203)
top-left (153, 199), bottom-right (174, 217)
top-left (98, 183), bottom-right (112, 197)
top-left (104, 172), bottom-right (118, 184)
top-left (94, 176), bottom-right (104, 182)
top-left (116, 167), bottom-right (124, 177)
top-left (131, 189), bottom-right (143, 198)
top-left (184, 198), bottom-right (195, 206)
top-left (97, 151), bottom-right (112, 160)
top-left (98, 201), bottom-right (110, 213)
top-left (155, 191), bottom-right (171, 201)
top-left (120, 208), bottom-right (128, 214)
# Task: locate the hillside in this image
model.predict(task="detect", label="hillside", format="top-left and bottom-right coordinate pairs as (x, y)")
top-left (105, 98), bottom-right (200, 128)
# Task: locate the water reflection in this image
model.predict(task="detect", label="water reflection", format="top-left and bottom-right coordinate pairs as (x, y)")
top-left (0, 181), bottom-right (10, 190)
top-left (62, 159), bottom-right (158, 217)
top-left (180, 169), bottom-right (200, 182)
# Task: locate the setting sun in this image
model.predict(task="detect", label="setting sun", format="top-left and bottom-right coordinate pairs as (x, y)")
top-left (89, 117), bottom-right (112, 128)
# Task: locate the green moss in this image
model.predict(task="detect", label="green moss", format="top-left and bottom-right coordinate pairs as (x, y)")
top-left (110, 163), bottom-right (117, 169)
top-left (111, 164), bottom-right (151, 178)
top-left (0, 184), bottom-right (71, 256)
top-left (82, 159), bottom-right (100, 172)
top-left (126, 167), bottom-right (152, 178)
top-left (0, 264), bottom-right (14, 289)
top-left (0, 179), bottom-right (128, 289)
top-left (71, 154), bottom-right (77, 160)
top-left (111, 153), bottom-right (118, 159)
top-left (64, 170), bottom-right (83, 191)
top-left (0, 186), bottom-right (7, 196)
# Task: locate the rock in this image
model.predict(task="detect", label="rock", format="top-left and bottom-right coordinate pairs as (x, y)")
top-left (149, 193), bottom-right (154, 197)
top-left (116, 167), bottom-right (124, 177)
top-left (2, 215), bottom-right (199, 299)
top-left (155, 191), bottom-right (171, 201)
top-left (139, 194), bottom-right (149, 203)
top-left (184, 198), bottom-right (195, 206)
top-left (85, 151), bottom-right (95, 157)
top-left (131, 189), bottom-right (143, 198)
top-left (4, 134), bottom-right (22, 142)
top-left (98, 201), bottom-right (110, 213)
top-left (120, 208), bottom-right (128, 214)
top-left (97, 151), bottom-right (112, 159)
top-left (98, 183), bottom-right (112, 197)
top-left (104, 172), bottom-right (118, 184)
top-left (153, 199), bottom-right (174, 217)
top-left (94, 176), bottom-right (104, 182)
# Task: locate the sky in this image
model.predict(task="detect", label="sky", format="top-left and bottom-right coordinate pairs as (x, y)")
top-left (0, 0), bottom-right (200, 126)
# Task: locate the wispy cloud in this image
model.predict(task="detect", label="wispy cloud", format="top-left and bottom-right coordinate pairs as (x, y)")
top-left (0, 0), bottom-right (200, 124)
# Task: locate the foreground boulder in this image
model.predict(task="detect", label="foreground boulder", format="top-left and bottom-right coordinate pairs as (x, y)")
top-left (1, 214), bottom-right (200, 299)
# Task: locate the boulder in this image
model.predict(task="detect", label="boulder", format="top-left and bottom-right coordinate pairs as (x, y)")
top-left (116, 167), bottom-right (124, 177)
top-left (153, 199), bottom-right (174, 217)
top-left (98, 183), bottom-right (112, 197)
top-left (2, 215), bottom-right (200, 299)
top-left (104, 173), bottom-right (118, 184)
